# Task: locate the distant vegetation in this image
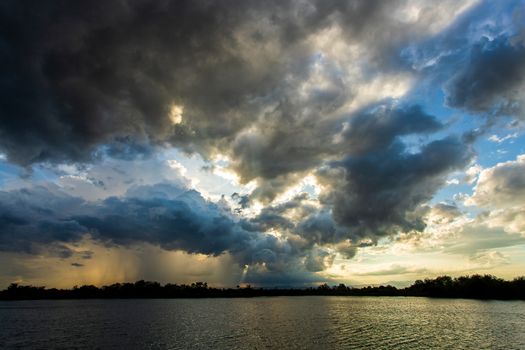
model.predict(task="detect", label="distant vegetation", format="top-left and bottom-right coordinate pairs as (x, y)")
top-left (1, 275), bottom-right (524, 300)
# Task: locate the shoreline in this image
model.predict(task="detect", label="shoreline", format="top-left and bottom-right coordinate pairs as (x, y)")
top-left (2, 274), bottom-right (524, 301)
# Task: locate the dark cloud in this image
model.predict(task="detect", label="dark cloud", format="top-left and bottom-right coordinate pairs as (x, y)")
top-left (231, 193), bottom-right (250, 213)
top-left (319, 136), bottom-right (473, 240)
top-left (0, 0), bottom-right (266, 163)
top-left (234, 102), bottom-right (444, 203)
top-left (0, 0), bottom-right (496, 284)
top-left (339, 103), bottom-right (443, 155)
top-left (0, 0), bottom-right (461, 174)
top-left (0, 0), bottom-right (406, 165)
top-left (304, 247), bottom-right (335, 272)
top-left (0, 183), bottom-right (331, 281)
top-left (244, 193), bottom-right (360, 261)
top-left (269, 104), bottom-right (457, 245)
top-left (445, 34), bottom-right (525, 118)
top-left (98, 137), bottom-right (155, 161)
top-left (245, 137), bottom-right (472, 252)
top-left (248, 193), bottom-right (313, 232)
top-left (76, 187), bottom-right (259, 257)
top-left (0, 186), bottom-right (87, 254)
top-left (236, 103), bottom-right (465, 250)
top-left (296, 210), bottom-right (346, 246)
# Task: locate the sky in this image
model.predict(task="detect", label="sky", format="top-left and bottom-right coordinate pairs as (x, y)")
top-left (0, 0), bottom-right (525, 289)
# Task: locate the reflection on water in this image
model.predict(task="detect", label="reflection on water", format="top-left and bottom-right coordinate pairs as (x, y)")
top-left (1, 296), bottom-right (524, 349)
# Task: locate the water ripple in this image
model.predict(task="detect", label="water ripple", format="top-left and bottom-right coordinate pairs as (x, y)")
top-left (1, 297), bottom-right (524, 349)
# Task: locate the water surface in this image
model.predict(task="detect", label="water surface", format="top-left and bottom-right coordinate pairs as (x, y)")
top-left (1, 296), bottom-right (524, 349)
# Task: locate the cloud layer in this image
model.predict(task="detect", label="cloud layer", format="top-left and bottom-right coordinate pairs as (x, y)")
top-left (1, 0), bottom-right (524, 286)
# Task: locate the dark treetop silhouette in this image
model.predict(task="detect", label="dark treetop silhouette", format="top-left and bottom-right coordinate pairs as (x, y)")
top-left (1, 275), bottom-right (524, 301)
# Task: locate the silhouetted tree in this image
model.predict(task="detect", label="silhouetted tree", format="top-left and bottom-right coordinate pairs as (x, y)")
top-left (0, 275), bottom-right (523, 300)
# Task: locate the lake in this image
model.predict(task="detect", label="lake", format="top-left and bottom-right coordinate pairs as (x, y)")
top-left (1, 296), bottom-right (524, 349)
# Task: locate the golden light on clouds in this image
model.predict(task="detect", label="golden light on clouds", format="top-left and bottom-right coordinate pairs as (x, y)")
top-left (0, 238), bottom-right (243, 289)
top-left (169, 104), bottom-right (184, 125)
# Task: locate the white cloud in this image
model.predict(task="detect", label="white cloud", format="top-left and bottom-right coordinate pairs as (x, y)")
top-left (466, 154), bottom-right (525, 208)
top-left (463, 155), bottom-right (525, 236)
top-left (488, 132), bottom-right (518, 143)
top-left (446, 178), bottom-right (460, 185)
top-left (464, 163), bottom-right (483, 184)
top-left (484, 208), bottom-right (525, 235)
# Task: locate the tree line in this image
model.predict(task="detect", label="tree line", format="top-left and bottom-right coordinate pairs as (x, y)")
top-left (1, 275), bottom-right (523, 300)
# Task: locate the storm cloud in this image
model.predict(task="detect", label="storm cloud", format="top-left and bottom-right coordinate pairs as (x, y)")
top-left (445, 34), bottom-right (525, 118)
top-left (0, 0), bottom-right (522, 286)
top-left (323, 136), bottom-right (473, 240)
top-left (0, 182), bottom-right (333, 280)
top-left (0, 0), bottom-right (396, 165)
top-left (0, 186), bottom-right (87, 254)
top-left (237, 103), bottom-right (471, 250)
top-left (0, 0), bottom-right (475, 168)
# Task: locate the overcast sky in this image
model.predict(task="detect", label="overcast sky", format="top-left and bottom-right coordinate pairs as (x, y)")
top-left (1, 0), bottom-right (525, 288)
